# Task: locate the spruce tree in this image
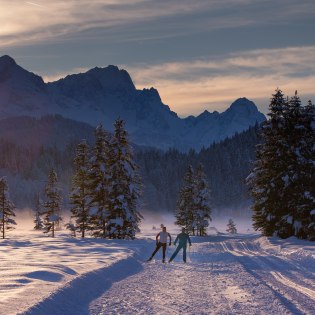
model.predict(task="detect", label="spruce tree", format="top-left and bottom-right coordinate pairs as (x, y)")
top-left (88, 124), bottom-right (111, 238)
top-left (226, 219), bottom-right (237, 234)
top-left (0, 177), bottom-right (16, 239)
top-left (33, 193), bottom-right (43, 230)
top-left (42, 169), bottom-right (62, 237)
top-left (277, 95), bottom-right (315, 239)
top-left (275, 91), bottom-right (302, 237)
top-left (175, 165), bottom-right (196, 234)
top-left (248, 89), bottom-right (315, 240)
top-left (247, 89), bottom-right (288, 236)
top-left (194, 164), bottom-right (212, 236)
top-left (299, 101), bottom-right (315, 239)
top-left (106, 119), bottom-right (142, 239)
top-left (69, 140), bottom-right (91, 238)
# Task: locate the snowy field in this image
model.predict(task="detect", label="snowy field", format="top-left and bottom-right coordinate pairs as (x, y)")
top-left (0, 212), bottom-right (314, 315)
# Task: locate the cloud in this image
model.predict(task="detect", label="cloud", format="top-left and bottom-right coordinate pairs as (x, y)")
top-left (128, 46), bottom-right (315, 81)
top-left (39, 45), bottom-right (315, 117)
top-left (25, 2), bottom-right (45, 7)
top-left (1, 0), bottom-right (314, 48)
top-left (37, 46), bottom-right (315, 117)
top-left (0, 0), bottom-right (209, 47)
top-left (126, 46), bottom-right (315, 116)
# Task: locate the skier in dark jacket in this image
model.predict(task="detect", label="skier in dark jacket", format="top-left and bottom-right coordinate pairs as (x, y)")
top-left (147, 226), bottom-right (172, 263)
top-left (169, 228), bottom-right (192, 263)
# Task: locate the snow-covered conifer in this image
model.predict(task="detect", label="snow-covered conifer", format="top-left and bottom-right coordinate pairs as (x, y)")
top-left (0, 177), bottom-right (16, 239)
top-left (175, 165), bottom-right (196, 234)
top-left (194, 164), bottom-right (212, 236)
top-left (248, 89), bottom-right (315, 240)
top-left (247, 89), bottom-right (288, 236)
top-left (276, 95), bottom-right (315, 239)
top-left (296, 99), bottom-right (315, 240)
top-left (106, 119), bottom-right (142, 239)
top-left (88, 124), bottom-right (111, 238)
top-left (226, 219), bottom-right (237, 234)
top-left (69, 140), bottom-right (91, 238)
top-left (33, 193), bottom-right (43, 230)
top-left (42, 169), bottom-right (62, 237)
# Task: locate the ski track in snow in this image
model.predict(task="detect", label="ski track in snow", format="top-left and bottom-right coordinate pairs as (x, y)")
top-left (89, 236), bottom-right (315, 315)
top-left (1, 231), bottom-right (314, 315)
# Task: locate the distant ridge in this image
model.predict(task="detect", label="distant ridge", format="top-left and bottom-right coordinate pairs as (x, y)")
top-left (0, 55), bottom-right (265, 151)
top-left (0, 115), bottom-right (95, 149)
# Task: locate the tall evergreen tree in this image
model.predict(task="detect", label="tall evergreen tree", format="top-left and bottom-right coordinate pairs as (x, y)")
top-left (300, 100), bottom-right (315, 239)
top-left (106, 119), bottom-right (142, 239)
top-left (277, 95), bottom-right (315, 239)
top-left (247, 89), bottom-right (288, 236)
top-left (69, 140), bottom-right (91, 238)
top-left (42, 169), bottom-right (62, 237)
top-left (0, 177), bottom-right (16, 239)
top-left (194, 164), bottom-right (212, 236)
top-left (175, 165), bottom-right (196, 234)
top-left (88, 124), bottom-right (111, 238)
top-left (275, 91), bottom-right (303, 237)
top-left (248, 89), bottom-right (315, 240)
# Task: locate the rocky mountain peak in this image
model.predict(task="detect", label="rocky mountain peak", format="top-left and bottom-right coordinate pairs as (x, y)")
top-left (0, 55), bottom-right (266, 151)
top-left (0, 54), bottom-right (44, 88)
top-left (0, 55), bottom-right (17, 81)
top-left (86, 65), bottom-right (135, 91)
top-left (229, 97), bottom-right (257, 112)
top-left (0, 55), bottom-right (16, 68)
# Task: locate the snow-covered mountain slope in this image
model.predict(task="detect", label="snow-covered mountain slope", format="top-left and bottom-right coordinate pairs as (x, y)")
top-left (0, 55), bottom-right (265, 151)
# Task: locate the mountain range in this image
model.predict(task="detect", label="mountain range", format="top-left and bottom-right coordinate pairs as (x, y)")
top-left (0, 54), bottom-right (265, 151)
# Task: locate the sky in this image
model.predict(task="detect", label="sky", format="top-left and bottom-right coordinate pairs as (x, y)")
top-left (0, 0), bottom-right (315, 117)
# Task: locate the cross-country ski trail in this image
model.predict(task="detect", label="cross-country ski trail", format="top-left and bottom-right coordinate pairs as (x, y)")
top-left (90, 235), bottom-right (315, 315)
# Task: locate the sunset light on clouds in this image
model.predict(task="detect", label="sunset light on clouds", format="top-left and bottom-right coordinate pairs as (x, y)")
top-left (1, 0), bottom-right (315, 116)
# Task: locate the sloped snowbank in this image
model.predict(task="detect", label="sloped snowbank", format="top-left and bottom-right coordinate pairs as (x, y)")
top-left (0, 228), bottom-right (153, 315)
top-left (254, 236), bottom-right (315, 268)
top-left (23, 256), bottom-right (144, 315)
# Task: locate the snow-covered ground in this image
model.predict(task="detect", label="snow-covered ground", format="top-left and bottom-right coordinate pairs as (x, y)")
top-left (0, 214), bottom-right (314, 315)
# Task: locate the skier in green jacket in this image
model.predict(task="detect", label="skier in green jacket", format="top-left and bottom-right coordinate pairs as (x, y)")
top-left (169, 228), bottom-right (192, 263)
